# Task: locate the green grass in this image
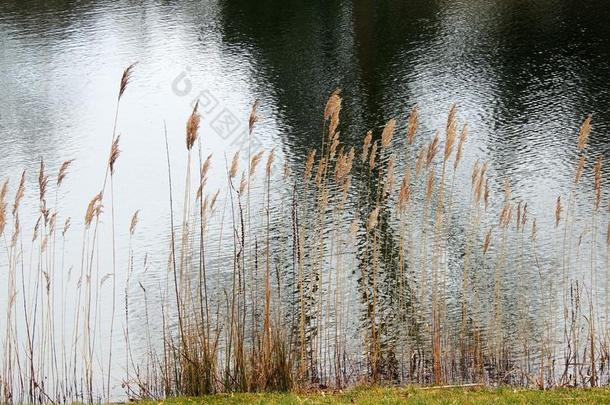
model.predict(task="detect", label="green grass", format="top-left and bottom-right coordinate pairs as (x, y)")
top-left (139, 386), bottom-right (610, 404)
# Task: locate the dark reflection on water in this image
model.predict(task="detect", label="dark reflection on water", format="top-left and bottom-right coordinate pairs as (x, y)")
top-left (1, 0), bottom-right (610, 398)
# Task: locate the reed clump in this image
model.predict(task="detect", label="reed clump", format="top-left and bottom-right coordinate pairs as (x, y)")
top-left (1, 71), bottom-right (609, 404)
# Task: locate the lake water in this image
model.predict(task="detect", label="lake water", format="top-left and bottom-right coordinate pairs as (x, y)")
top-left (1, 0), bottom-right (610, 401)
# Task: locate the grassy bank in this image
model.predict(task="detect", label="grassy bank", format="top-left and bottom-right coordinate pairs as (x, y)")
top-left (139, 387), bottom-right (610, 404)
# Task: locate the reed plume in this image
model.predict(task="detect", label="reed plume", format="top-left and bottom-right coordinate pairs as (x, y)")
top-left (13, 170), bottom-right (25, 216)
top-left (362, 131), bottom-right (373, 163)
top-left (109, 135), bottom-right (121, 174)
top-left (454, 124), bottom-right (467, 170)
top-left (119, 63), bottom-right (136, 100)
top-left (57, 159), bottom-right (74, 186)
top-left (406, 107), bottom-right (418, 144)
top-left (577, 114), bottom-right (592, 151)
top-left (129, 210), bottom-right (140, 236)
top-left (186, 101), bottom-right (200, 151)
top-left (444, 104), bottom-right (457, 162)
top-left (381, 118), bottom-right (396, 148)
top-left (304, 150), bottom-right (316, 182)
top-left (249, 99), bottom-right (260, 135)
top-left (85, 193), bottom-right (103, 228)
top-left (229, 151), bottom-right (240, 178)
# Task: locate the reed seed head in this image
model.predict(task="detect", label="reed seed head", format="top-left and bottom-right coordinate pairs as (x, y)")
top-left (381, 118), bottom-right (396, 148)
top-left (62, 217), bottom-right (71, 237)
top-left (406, 107), bottom-right (418, 144)
top-left (397, 167), bottom-right (411, 213)
top-left (250, 150), bottom-right (264, 177)
top-left (239, 171), bottom-right (247, 194)
top-left (229, 151), bottom-right (240, 179)
top-left (119, 63), bottom-right (136, 100)
top-left (13, 170), bottom-right (25, 216)
top-left (57, 159), bottom-right (74, 186)
top-left (444, 104), bottom-right (457, 163)
top-left (109, 135), bottom-right (121, 175)
top-left (38, 158), bottom-right (48, 202)
top-left (426, 131), bottom-right (439, 167)
top-left (483, 228), bottom-right (492, 255)
top-left (249, 99), bottom-right (260, 135)
top-left (210, 190), bottom-right (220, 212)
top-left (362, 131), bottom-right (372, 163)
top-left (304, 149), bottom-right (316, 183)
top-left (266, 148), bottom-right (275, 177)
top-left (383, 154), bottom-right (396, 196)
top-left (454, 124), bottom-right (467, 170)
top-left (369, 141), bottom-right (378, 171)
top-left (85, 193), bottom-right (103, 228)
top-left (186, 101), bottom-right (200, 151)
top-left (577, 114), bottom-right (592, 151)
top-left (201, 154), bottom-right (212, 180)
top-left (324, 89), bottom-right (342, 120)
top-left (130, 210), bottom-right (140, 236)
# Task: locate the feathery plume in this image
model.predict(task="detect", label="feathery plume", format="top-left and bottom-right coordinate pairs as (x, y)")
top-left (406, 107), bottom-right (418, 144)
top-left (62, 217), bottom-right (71, 237)
top-left (577, 114), bottom-right (592, 151)
top-left (483, 228), bottom-right (492, 255)
top-left (361, 131), bottom-right (372, 163)
top-left (266, 148), bottom-right (275, 176)
top-left (454, 124), bottom-right (467, 170)
top-left (129, 210), bottom-right (140, 236)
top-left (85, 193), bottom-right (103, 228)
top-left (381, 118), bottom-right (396, 148)
top-left (397, 168), bottom-right (411, 213)
top-left (304, 150), bottom-right (316, 183)
top-left (13, 170), bottom-right (25, 216)
top-left (444, 104), bottom-right (457, 162)
top-left (186, 101), bottom-right (200, 151)
top-left (229, 151), bottom-right (240, 179)
top-left (109, 135), bottom-right (121, 174)
top-left (383, 154), bottom-right (396, 196)
top-left (239, 171), bottom-right (247, 194)
top-left (119, 63), bottom-right (136, 100)
top-left (249, 99), bottom-right (260, 135)
top-left (250, 150), bottom-right (264, 176)
top-left (57, 159), bottom-right (74, 186)
top-left (200, 154), bottom-right (213, 180)
top-left (369, 141), bottom-right (378, 171)
top-left (38, 158), bottom-right (48, 202)
top-left (324, 89), bottom-right (342, 120)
